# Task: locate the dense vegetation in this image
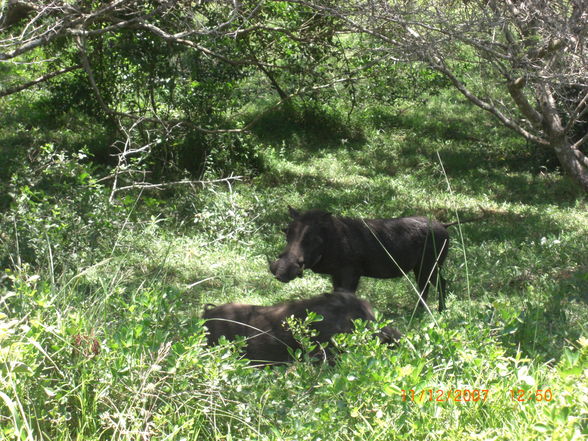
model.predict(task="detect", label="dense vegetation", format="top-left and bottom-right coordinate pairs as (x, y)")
top-left (1, 1), bottom-right (587, 440)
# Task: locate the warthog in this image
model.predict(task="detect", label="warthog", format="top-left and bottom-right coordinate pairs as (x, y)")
top-left (269, 207), bottom-right (471, 312)
top-left (202, 290), bottom-right (401, 364)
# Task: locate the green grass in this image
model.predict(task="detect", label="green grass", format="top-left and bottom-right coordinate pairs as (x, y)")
top-left (1, 91), bottom-right (587, 440)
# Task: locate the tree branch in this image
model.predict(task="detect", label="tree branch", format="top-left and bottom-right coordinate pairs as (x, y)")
top-left (134, 20), bottom-right (249, 67)
top-left (506, 76), bottom-right (543, 126)
top-left (537, 83), bottom-right (564, 137)
top-left (111, 176), bottom-right (243, 195)
top-left (0, 0), bottom-right (135, 60)
top-left (75, 34), bottom-right (110, 113)
top-left (566, 89), bottom-right (588, 132)
top-left (571, 132), bottom-right (588, 154)
top-left (0, 64), bottom-right (81, 97)
top-left (430, 57), bottom-right (548, 145)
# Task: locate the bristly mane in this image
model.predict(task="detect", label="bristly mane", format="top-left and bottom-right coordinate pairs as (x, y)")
top-left (298, 209), bottom-right (331, 221)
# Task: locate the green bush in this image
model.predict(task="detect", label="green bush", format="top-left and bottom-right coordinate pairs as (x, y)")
top-left (0, 144), bottom-right (121, 272)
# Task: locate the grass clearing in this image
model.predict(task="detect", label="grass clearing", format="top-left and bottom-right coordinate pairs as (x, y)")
top-left (1, 91), bottom-right (587, 440)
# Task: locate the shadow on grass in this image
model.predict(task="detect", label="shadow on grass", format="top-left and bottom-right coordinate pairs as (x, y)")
top-left (256, 165), bottom-right (574, 243)
top-left (0, 98), bottom-right (117, 173)
top-left (250, 101), bottom-right (366, 152)
top-left (259, 132), bottom-right (582, 213)
top-left (436, 151), bottom-right (582, 206)
top-left (362, 103), bottom-right (583, 202)
top-left (364, 105), bottom-right (486, 144)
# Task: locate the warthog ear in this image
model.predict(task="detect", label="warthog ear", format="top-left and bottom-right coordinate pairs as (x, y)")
top-left (288, 205), bottom-right (300, 218)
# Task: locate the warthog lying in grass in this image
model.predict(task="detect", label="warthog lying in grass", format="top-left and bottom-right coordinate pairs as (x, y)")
top-left (203, 291), bottom-right (401, 364)
top-left (269, 207), bottom-right (476, 311)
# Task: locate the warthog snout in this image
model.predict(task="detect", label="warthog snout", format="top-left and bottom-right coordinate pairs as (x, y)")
top-left (269, 256), bottom-right (303, 282)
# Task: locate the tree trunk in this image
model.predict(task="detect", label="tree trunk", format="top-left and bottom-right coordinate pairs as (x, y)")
top-left (551, 139), bottom-right (588, 192)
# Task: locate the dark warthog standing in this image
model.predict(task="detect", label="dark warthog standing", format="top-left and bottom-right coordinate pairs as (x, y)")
top-left (270, 207), bottom-right (463, 312)
top-left (202, 291), bottom-right (401, 364)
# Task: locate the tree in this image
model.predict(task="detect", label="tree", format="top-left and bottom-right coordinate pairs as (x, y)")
top-left (0, 0), bottom-right (350, 196)
top-left (294, 0), bottom-right (588, 191)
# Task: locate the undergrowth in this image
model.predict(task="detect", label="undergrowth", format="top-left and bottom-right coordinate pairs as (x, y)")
top-left (1, 91), bottom-right (587, 440)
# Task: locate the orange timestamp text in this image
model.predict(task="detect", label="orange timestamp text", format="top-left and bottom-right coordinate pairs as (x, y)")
top-left (401, 388), bottom-right (554, 403)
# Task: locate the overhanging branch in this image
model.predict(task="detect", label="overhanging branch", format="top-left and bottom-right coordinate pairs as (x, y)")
top-left (0, 64), bottom-right (81, 97)
top-left (430, 57), bottom-right (548, 145)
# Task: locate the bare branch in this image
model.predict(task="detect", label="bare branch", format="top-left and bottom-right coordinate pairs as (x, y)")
top-left (286, 0), bottom-right (587, 189)
top-left (571, 132), bottom-right (588, 154)
top-left (431, 57), bottom-right (548, 145)
top-left (0, 0), bottom-right (135, 60)
top-left (566, 89), bottom-right (588, 132)
top-left (95, 169), bottom-right (147, 183)
top-left (65, 17), bottom-right (142, 38)
top-left (0, 26), bottom-right (65, 60)
top-left (111, 176), bottom-right (243, 195)
top-left (134, 20), bottom-right (249, 67)
top-left (537, 83), bottom-right (565, 136)
top-left (506, 76), bottom-right (543, 126)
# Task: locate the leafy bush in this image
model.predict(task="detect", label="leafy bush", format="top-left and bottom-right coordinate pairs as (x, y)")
top-left (0, 144), bottom-right (121, 272)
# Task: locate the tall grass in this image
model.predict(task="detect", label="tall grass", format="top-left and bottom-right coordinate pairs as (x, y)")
top-left (2, 266), bottom-right (586, 440)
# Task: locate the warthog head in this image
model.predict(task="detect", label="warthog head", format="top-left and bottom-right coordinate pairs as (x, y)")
top-left (269, 207), bottom-right (328, 283)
